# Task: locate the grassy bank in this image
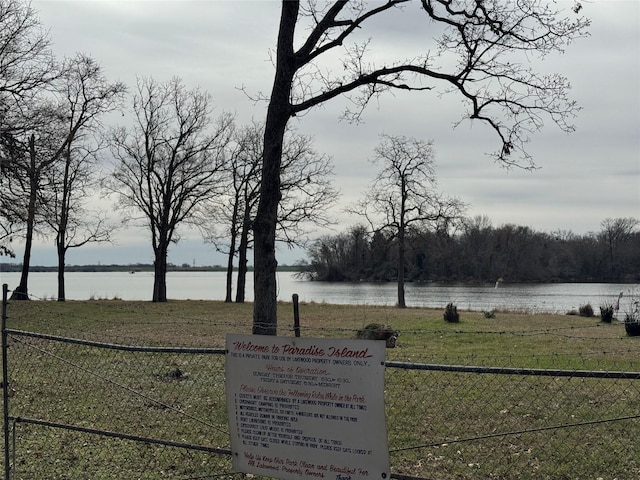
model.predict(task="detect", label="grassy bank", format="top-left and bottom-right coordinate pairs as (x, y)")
top-left (4, 298), bottom-right (636, 365)
top-left (2, 300), bottom-right (639, 479)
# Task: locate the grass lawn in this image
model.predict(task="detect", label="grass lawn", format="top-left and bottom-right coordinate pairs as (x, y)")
top-left (2, 299), bottom-right (640, 479)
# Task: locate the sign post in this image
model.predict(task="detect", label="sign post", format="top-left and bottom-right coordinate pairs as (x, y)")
top-left (226, 334), bottom-right (390, 480)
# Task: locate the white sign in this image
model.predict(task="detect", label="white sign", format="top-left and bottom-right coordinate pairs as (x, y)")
top-left (226, 334), bottom-right (390, 480)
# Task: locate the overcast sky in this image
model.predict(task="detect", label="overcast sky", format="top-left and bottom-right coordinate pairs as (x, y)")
top-left (5, 0), bottom-right (640, 267)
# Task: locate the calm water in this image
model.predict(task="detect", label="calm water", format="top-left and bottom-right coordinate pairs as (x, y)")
top-left (1, 271), bottom-right (637, 314)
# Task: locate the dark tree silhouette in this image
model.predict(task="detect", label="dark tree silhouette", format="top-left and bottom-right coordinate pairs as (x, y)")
top-left (0, 0), bottom-right (57, 294)
top-left (206, 121), bottom-right (337, 303)
top-left (253, 0), bottom-right (589, 334)
top-left (43, 54), bottom-right (126, 301)
top-left (350, 134), bottom-right (465, 308)
top-left (106, 77), bottom-right (233, 302)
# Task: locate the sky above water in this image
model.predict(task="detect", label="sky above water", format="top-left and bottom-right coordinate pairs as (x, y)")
top-left (6, 0), bottom-right (639, 267)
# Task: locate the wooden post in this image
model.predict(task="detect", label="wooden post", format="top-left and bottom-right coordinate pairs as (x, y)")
top-left (292, 294), bottom-right (300, 337)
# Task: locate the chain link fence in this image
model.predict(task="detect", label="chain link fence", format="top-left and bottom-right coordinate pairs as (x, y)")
top-left (386, 360), bottom-right (640, 479)
top-left (2, 291), bottom-right (640, 479)
top-left (3, 329), bottom-right (232, 479)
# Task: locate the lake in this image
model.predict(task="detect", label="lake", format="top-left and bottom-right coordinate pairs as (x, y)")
top-left (1, 271), bottom-right (637, 315)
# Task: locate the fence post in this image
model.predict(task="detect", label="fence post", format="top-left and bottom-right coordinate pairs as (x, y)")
top-left (2, 284), bottom-right (10, 480)
top-left (292, 294), bottom-right (300, 337)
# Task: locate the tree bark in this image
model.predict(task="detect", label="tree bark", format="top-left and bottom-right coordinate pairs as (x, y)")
top-left (224, 233), bottom-right (236, 303)
top-left (57, 241), bottom-right (66, 301)
top-left (11, 219), bottom-right (32, 301)
top-left (56, 157), bottom-right (71, 302)
top-left (397, 225), bottom-right (406, 308)
top-left (10, 135), bottom-right (37, 301)
top-left (153, 245), bottom-right (168, 302)
top-left (235, 217), bottom-right (251, 303)
top-left (397, 178), bottom-right (407, 308)
top-left (252, 0), bottom-right (298, 335)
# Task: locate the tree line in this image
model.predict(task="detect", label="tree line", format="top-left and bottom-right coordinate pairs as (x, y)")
top-left (303, 217), bottom-right (640, 285)
top-left (0, 263), bottom-right (300, 273)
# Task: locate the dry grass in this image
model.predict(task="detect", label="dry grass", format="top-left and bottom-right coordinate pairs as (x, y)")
top-left (5, 298), bottom-right (636, 363)
top-left (3, 299), bottom-right (640, 479)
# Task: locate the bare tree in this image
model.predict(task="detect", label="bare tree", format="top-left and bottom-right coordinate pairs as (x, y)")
top-left (203, 120), bottom-right (262, 303)
top-left (106, 77), bottom-right (233, 302)
top-left (278, 130), bottom-right (337, 244)
top-left (207, 121), bottom-right (338, 303)
top-left (237, 127), bottom-right (337, 303)
top-left (230, 126), bottom-right (261, 304)
top-left (41, 54), bottom-right (126, 301)
top-left (460, 215), bottom-right (494, 282)
top-left (4, 53), bottom-right (124, 301)
top-left (0, 0), bottom-right (57, 259)
top-left (5, 104), bottom-right (62, 300)
top-left (599, 217), bottom-right (639, 279)
top-left (253, 0), bottom-right (589, 334)
top-left (350, 134), bottom-right (465, 308)
top-left (0, 0), bottom-right (56, 109)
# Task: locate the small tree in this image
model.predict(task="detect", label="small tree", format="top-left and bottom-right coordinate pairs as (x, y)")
top-left (203, 120), bottom-right (261, 303)
top-left (42, 54), bottom-right (126, 301)
top-left (106, 77), bottom-right (233, 302)
top-left (206, 122), bottom-right (338, 303)
top-left (0, 0), bottom-right (57, 295)
top-left (350, 134), bottom-right (465, 308)
top-left (4, 115), bottom-right (60, 300)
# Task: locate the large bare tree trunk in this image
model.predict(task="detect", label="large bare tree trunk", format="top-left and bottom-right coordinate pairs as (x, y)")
top-left (153, 245), bottom-right (168, 302)
top-left (224, 234), bottom-right (236, 303)
top-left (397, 224), bottom-right (406, 309)
top-left (235, 217), bottom-right (250, 303)
top-left (57, 242), bottom-right (66, 301)
top-left (252, 0), bottom-right (586, 327)
top-left (252, 1), bottom-right (298, 335)
top-left (11, 136), bottom-right (38, 301)
top-left (11, 222), bottom-right (32, 300)
top-left (56, 166), bottom-right (70, 302)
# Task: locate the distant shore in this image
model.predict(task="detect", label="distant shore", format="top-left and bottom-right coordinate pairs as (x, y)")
top-left (0, 263), bottom-right (302, 273)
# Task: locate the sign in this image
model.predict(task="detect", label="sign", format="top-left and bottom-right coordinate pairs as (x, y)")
top-left (226, 334), bottom-right (390, 480)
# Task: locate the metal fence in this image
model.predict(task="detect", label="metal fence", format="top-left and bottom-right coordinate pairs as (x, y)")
top-left (2, 291), bottom-right (640, 479)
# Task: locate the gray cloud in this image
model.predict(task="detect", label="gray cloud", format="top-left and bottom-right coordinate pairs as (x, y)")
top-left (16, 0), bottom-right (640, 266)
